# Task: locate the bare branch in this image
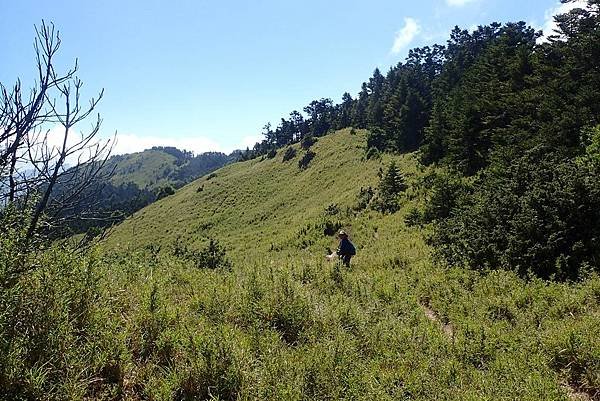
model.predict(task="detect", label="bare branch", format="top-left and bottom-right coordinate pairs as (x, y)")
top-left (1, 20), bottom-right (114, 247)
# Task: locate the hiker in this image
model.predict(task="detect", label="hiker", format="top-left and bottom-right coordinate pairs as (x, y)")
top-left (336, 230), bottom-right (356, 267)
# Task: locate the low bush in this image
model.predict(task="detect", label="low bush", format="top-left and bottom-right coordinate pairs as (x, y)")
top-left (156, 184), bottom-right (175, 200)
top-left (298, 150), bottom-right (316, 170)
top-left (324, 204), bottom-right (340, 216)
top-left (196, 238), bottom-right (232, 270)
top-left (322, 219), bottom-right (343, 236)
top-left (404, 207), bottom-right (424, 227)
top-left (365, 146), bottom-right (380, 160)
top-left (174, 331), bottom-right (244, 401)
top-left (355, 186), bottom-right (374, 211)
top-left (300, 135), bottom-right (317, 150)
top-left (546, 320), bottom-right (600, 396)
top-left (282, 146), bottom-right (297, 162)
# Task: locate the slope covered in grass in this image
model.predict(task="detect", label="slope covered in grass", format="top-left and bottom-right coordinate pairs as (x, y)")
top-left (5, 129), bottom-right (598, 400)
top-left (95, 129), bottom-right (600, 400)
top-left (105, 129), bottom-right (409, 256)
top-left (105, 148), bottom-right (232, 190)
top-left (53, 147), bottom-right (234, 235)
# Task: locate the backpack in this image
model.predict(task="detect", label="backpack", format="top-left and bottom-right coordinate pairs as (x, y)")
top-left (348, 241), bottom-right (356, 256)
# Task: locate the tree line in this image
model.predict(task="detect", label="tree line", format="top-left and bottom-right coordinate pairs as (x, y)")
top-left (246, 0), bottom-right (600, 280)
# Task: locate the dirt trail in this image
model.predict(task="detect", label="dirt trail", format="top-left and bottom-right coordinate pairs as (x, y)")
top-left (420, 303), bottom-right (454, 338)
top-left (420, 302), bottom-right (595, 401)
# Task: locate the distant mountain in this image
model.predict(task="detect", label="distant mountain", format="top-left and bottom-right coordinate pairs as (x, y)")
top-left (53, 146), bottom-right (238, 235)
top-left (105, 147), bottom-right (233, 190)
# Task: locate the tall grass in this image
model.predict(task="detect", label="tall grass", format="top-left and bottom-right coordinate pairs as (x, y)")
top-left (1, 129), bottom-right (598, 399)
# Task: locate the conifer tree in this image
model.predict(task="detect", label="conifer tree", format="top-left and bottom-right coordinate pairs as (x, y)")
top-left (373, 161), bottom-right (406, 213)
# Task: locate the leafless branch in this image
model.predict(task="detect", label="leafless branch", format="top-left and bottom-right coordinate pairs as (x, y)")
top-left (0, 20), bottom-right (114, 247)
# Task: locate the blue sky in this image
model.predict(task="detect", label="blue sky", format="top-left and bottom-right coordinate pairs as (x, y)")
top-left (0, 0), bottom-right (573, 154)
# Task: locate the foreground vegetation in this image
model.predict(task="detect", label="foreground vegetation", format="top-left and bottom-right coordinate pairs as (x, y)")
top-left (2, 3), bottom-right (600, 398)
top-left (2, 130), bottom-right (598, 400)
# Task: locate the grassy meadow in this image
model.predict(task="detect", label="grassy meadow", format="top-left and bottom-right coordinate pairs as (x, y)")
top-left (2, 129), bottom-right (599, 400)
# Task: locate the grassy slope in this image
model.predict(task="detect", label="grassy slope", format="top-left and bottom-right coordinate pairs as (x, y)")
top-left (105, 149), bottom-right (179, 188)
top-left (105, 129), bottom-right (407, 256)
top-left (99, 129), bottom-right (599, 400)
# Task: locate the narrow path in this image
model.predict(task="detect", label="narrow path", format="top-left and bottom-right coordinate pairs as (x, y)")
top-left (420, 302), bottom-right (595, 401)
top-left (420, 302), bottom-right (454, 338)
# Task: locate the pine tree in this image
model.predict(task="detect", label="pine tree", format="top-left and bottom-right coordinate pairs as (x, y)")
top-left (352, 83), bottom-right (369, 128)
top-left (373, 161), bottom-right (406, 213)
top-left (380, 161), bottom-right (406, 198)
top-left (366, 68), bottom-right (385, 127)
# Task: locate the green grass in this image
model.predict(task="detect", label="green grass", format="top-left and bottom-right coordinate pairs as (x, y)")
top-left (106, 149), bottom-right (180, 188)
top-left (102, 147), bottom-right (230, 190)
top-left (2, 129), bottom-right (598, 399)
top-left (105, 129), bottom-right (420, 255)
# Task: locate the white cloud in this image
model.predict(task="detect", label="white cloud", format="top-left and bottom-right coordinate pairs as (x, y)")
top-left (240, 135), bottom-right (264, 150)
top-left (109, 133), bottom-right (223, 156)
top-left (446, 0), bottom-right (477, 7)
top-left (14, 125), bottom-right (112, 171)
top-left (539, 0), bottom-right (589, 41)
top-left (391, 18), bottom-right (421, 55)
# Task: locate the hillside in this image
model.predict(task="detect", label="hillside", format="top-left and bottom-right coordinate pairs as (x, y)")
top-left (105, 148), bottom-right (182, 189)
top-left (105, 147), bottom-right (233, 190)
top-left (105, 129), bottom-right (401, 255)
top-left (96, 129), bottom-right (600, 400)
top-left (53, 147), bottom-right (235, 235)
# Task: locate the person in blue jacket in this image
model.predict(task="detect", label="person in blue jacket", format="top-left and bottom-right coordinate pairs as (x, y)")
top-left (337, 230), bottom-right (356, 267)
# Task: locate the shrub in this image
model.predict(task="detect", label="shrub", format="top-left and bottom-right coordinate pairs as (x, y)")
top-left (579, 124), bottom-right (600, 169)
top-left (298, 150), bottom-right (316, 170)
top-left (365, 146), bottom-right (380, 160)
top-left (196, 238), bottom-right (231, 270)
top-left (547, 326), bottom-right (600, 395)
top-left (264, 282), bottom-right (311, 346)
top-left (322, 219), bottom-right (343, 236)
top-left (355, 186), bottom-right (374, 211)
top-left (155, 184), bottom-right (175, 200)
top-left (324, 204), bottom-right (339, 216)
top-left (266, 148), bottom-right (277, 159)
top-left (300, 135), bottom-right (317, 150)
top-left (172, 235), bottom-right (190, 258)
top-left (282, 147), bottom-right (297, 162)
top-left (175, 332), bottom-right (243, 400)
top-left (131, 283), bottom-right (171, 363)
top-left (404, 207), bottom-right (424, 227)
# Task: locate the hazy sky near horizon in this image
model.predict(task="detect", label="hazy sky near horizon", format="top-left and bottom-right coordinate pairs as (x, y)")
top-left (1, 0), bottom-right (575, 155)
